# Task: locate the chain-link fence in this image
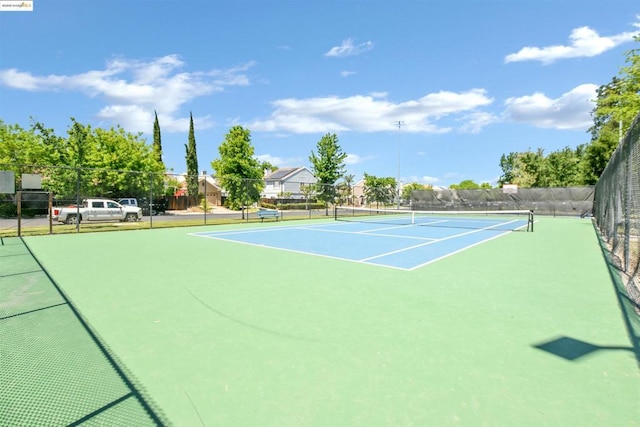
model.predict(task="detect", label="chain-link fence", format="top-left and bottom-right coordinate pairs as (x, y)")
top-left (593, 112), bottom-right (640, 313)
top-left (0, 165), bottom-right (341, 237)
top-left (410, 186), bottom-right (595, 216)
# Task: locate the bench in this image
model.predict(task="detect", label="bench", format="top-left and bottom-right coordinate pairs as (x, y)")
top-left (257, 209), bottom-right (281, 222)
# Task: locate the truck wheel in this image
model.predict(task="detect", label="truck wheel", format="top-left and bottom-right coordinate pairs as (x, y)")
top-left (125, 213), bottom-right (137, 222)
top-left (65, 215), bottom-right (79, 225)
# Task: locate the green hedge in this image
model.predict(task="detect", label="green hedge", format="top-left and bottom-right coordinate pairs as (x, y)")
top-left (0, 203), bottom-right (17, 218)
top-left (260, 202), bottom-right (326, 210)
top-left (0, 204), bottom-right (42, 218)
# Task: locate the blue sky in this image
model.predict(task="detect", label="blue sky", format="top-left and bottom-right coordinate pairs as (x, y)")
top-left (1, 0), bottom-right (638, 187)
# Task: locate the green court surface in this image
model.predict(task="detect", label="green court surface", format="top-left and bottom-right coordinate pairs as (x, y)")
top-left (2, 217), bottom-right (639, 426)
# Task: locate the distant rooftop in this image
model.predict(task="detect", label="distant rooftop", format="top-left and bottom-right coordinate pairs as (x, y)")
top-left (265, 168), bottom-right (298, 180)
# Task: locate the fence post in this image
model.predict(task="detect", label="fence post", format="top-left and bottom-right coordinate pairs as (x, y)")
top-left (149, 172), bottom-right (153, 229)
top-left (17, 190), bottom-right (21, 237)
top-left (203, 171), bottom-right (207, 225)
top-left (48, 192), bottom-right (53, 235)
top-left (75, 167), bottom-right (81, 233)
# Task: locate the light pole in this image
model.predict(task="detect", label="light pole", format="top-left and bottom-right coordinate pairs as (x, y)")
top-left (394, 120), bottom-right (405, 209)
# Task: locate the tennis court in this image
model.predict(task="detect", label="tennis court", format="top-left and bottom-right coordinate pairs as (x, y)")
top-left (1, 215), bottom-right (639, 426)
top-left (191, 209), bottom-right (533, 270)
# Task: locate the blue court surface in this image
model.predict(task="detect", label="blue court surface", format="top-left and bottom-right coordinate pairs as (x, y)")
top-left (191, 215), bottom-right (530, 270)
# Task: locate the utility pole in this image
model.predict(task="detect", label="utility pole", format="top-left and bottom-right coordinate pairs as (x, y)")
top-left (394, 120), bottom-right (405, 209)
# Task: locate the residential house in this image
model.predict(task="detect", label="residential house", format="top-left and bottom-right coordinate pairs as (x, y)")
top-left (174, 173), bottom-right (223, 206)
top-left (262, 167), bottom-right (317, 199)
top-left (352, 179), bottom-right (365, 206)
top-left (199, 173), bottom-right (223, 206)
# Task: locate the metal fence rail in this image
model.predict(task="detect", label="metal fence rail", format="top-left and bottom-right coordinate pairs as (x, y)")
top-left (593, 112), bottom-right (640, 313)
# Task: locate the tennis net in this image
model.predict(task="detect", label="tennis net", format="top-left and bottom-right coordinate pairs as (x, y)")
top-left (334, 207), bottom-right (534, 232)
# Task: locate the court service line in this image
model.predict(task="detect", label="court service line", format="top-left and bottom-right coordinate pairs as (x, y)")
top-left (296, 226), bottom-right (437, 241)
top-left (359, 219), bottom-right (521, 262)
top-left (407, 229), bottom-right (512, 271)
top-left (195, 234), bottom-right (410, 271)
top-left (355, 223), bottom-right (418, 233)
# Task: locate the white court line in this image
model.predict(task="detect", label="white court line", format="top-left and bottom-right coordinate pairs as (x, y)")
top-left (191, 217), bottom-right (527, 270)
top-left (296, 226), bottom-right (437, 241)
top-left (192, 233), bottom-right (410, 271)
top-left (406, 230), bottom-right (511, 271)
top-left (355, 223), bottom-right (415, 233)
top-left (404, 216), bottom-right (536, 271)
top-left (188, 219), bottom-right (350, 238)
top-left (359, 219), bottom-right (520, 262)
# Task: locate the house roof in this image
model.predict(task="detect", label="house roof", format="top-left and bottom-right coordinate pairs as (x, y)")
top-left (198, 175), bottom-right (221, 189)
top-left (265, 167), bottom-right (308, 181)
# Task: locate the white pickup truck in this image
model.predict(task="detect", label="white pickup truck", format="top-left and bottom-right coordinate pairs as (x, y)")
top-left (52, 198), bottom-right (143, 224)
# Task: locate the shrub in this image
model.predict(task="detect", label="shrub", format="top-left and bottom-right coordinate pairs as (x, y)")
top-left (0, 202), bottom-right (17, 218)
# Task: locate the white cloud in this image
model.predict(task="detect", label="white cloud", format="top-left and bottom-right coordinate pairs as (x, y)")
top-left (250, 89), bottom-right (494, 134)
top-left (340, 70), bottom-right (357, 77)
top-left (503, 84), bottom-right (597, 130)
top-left (255, 154), bottom-right (304, 168)
top-left (458, 112), bottom-right (499, 134)
top-left (421, 176), bottom-right (440, 184)
top-left (345, 153), bottom-right (371, 165)
top-left (0, 55), bottom-right (255, 133)
top-left (325, 38), bottom-right (374, 57)
top-left (505, 19), bottom-right (640, 64)
top-left (403, 175), bottom-right (440, 185)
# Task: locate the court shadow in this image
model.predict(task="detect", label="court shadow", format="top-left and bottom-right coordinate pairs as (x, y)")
top-left (592, 222), bottom-right (640, 368)
top-left (533, 336), bottom-right (633, 361)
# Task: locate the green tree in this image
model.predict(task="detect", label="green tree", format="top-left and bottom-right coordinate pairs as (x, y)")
top-left (401, 182), bottom-right (432, 201)
top-left (337, 174), bottom-right (355, 205)
top-left (309, 133), bottom-right (347, 213)
top-left (32, 120), bottom-right (68, 167)
top-left (261, 161), bottom-right (278, 174)
top-left (53, 120), bottom-right (163, 199)
top-left (1, 118), bottom-right (165, 199)
top-left (363, 173), bottom-right (396, 208)
top-left (544, 146), bottom-right (584, 186)
top-left (87, 125), bottom-right (165, 198)
top-left (0, 120), bottom-right (47, 190)
top-left (300, 183), bottom-right (317, 209)
top-left (499, 146), bottom-right (585, 188)
top-left (449, 179), bottom-right (482, 190)
top-left (210, 125), bottom-right (264, 210)
top-left (498, 149), bottom-right (546, 188)
top-left (0, 121), bottom-right (42, 164)
top-left (583, 36), bottom-right (640, 183)
top-left (185, 112), bottom-right (199, 199)
top-left (498, 152), bottom-right (518, 187)
top-left (153, 110), bottom-right (164, 166)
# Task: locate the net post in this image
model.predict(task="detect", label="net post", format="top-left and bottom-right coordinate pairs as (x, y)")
top-left (528, 210), bottom-right (534, 232)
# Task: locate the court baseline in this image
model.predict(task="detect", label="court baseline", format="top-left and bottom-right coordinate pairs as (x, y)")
top-left (192, 219), bottom-right (522, 270)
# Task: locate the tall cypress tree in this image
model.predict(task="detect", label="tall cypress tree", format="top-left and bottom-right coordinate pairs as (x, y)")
top-left (152, 110), bottom-right (163, 165)
top-left (185, 112), bottom-right (199, 199)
